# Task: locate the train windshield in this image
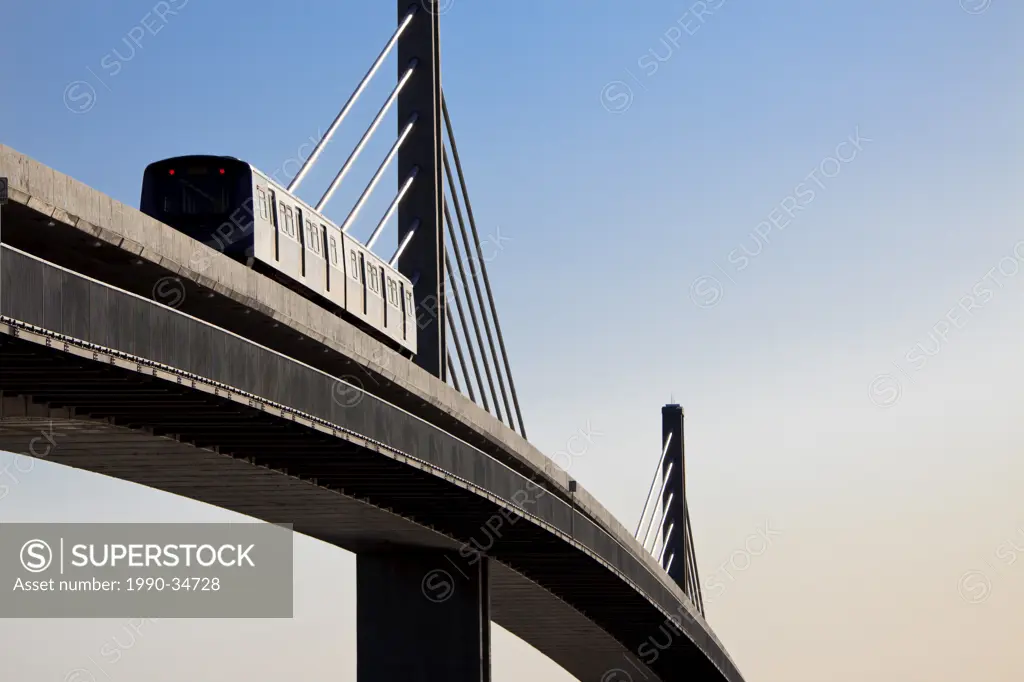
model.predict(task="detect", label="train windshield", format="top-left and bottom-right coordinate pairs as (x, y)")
top-left (148, 162), bottom-right (240, 216)
top-left (140, 157), bottom-right (254, 256)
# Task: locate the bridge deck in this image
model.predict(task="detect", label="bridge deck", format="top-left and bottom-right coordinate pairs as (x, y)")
top-left (0, 142), bottom-right (627, 548)
top-left (0, 145), bottom-right (743, 682)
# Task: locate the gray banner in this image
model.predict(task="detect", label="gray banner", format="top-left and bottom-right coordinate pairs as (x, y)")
top-left (0, 523), bottom-right (293, 617)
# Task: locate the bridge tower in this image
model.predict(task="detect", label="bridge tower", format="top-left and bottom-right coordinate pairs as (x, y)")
top-left (396, 0), bottom-right (445, 381)
top-left (357, 4), bottom-right (489, 682)
top-left (660, 403), bottom-right (704, 613)
top-left (661, 405), bottom-right (688, 590)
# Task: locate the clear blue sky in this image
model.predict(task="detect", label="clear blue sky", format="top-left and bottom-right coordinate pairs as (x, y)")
top-left (2, 2), bottom-right (1023, 680)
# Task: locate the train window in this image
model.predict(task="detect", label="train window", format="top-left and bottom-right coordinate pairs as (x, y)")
top-left (328, 234), bottom-right (338, 265)
top-left (152, 164), bottom-right (233, 216)
top-left (268, 190), bottom-right (278, 227)
top-left (405, 290), bottom-right (413, 314)
top-left (282, 205), bottom-right (294, 237)
top-left (349, 251), bottom-right (359, 280)
top-left (256, 188), bottom-right (268, 220)
top-left (310, 222), bottom-right (322, 256)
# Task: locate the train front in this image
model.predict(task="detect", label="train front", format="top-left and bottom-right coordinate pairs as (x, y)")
top-left (140, 155), bottom-right (255, 260)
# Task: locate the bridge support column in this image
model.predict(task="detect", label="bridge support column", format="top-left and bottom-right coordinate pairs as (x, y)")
top-left (661, 404), bottom-right (687, 590)
top-left (357, 550), bottom-right (490, 681)
top-left (397, 0), bottom-right (446, 380)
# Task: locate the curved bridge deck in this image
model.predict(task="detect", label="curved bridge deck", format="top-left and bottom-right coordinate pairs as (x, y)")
top-left (0, 144), bottom-right (744, 682)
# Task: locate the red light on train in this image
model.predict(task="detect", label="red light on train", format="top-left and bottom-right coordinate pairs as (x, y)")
top-left (219, 168), bottom-right (225, 175)
top-left (168, 169), bottom-right (175, 175)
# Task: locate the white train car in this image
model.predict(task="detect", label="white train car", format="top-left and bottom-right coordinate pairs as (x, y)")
top-left (140, 155), bottom-right (417, 354)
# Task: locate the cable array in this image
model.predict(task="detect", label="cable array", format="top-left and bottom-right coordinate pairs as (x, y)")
top-left (439, 93), bottom-right (527, 438)
top-left (635, 430), bottom-right (704, 615)
top-left (281, 9), bottom-right (527, 437)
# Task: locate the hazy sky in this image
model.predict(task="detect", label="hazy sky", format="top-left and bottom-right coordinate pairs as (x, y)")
top-left (2, 1), bottom-right (1023, 680)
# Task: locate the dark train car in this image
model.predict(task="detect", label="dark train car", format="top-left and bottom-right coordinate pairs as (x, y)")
top-left (141, 155), bottom-right (417, 354)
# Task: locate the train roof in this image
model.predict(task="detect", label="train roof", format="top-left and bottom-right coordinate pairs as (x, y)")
top-left (146, 154), bottom-right (242, 164)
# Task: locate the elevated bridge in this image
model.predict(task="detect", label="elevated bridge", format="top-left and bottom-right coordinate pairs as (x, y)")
top-left (0, 4), bottom-right (748, 680)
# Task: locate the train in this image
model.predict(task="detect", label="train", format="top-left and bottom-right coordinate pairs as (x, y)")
top-left (140, 155), bottom-right (418, 355)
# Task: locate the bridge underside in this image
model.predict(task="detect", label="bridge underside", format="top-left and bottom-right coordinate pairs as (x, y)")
top-left (1, 416), bottom-right (640, 681)
top-left (0, 349), bottom-right (651, 682)
top-left (0, 244), bottom-right (740, 682)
